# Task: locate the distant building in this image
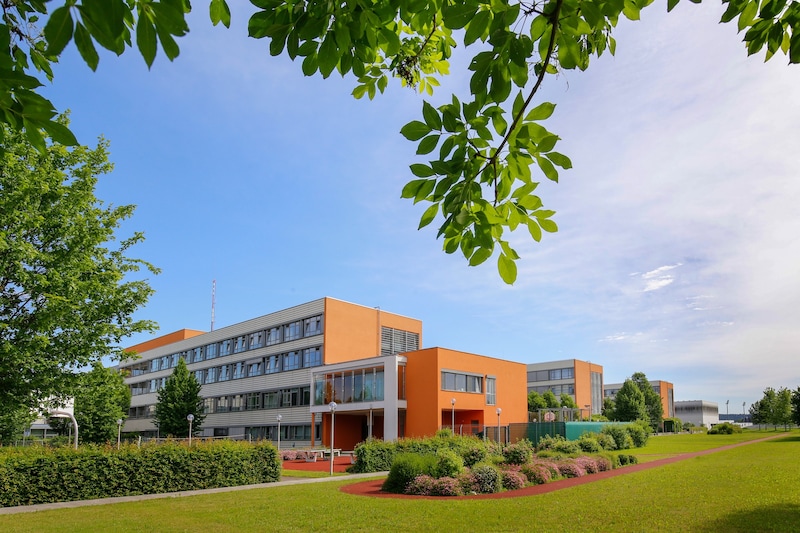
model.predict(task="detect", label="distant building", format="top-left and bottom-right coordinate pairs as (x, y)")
top-left (675, 400), bottom-right (719, 429)
top-left (526, 359), bottom-right (604, 416)
top-left (605, 380), bottom-right (675, 418)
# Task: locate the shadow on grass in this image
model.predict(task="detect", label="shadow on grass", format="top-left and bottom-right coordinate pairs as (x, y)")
top-left (763, 435), bottom-right (800, 443)
top-left (698, 503), bottom-right (800, 532)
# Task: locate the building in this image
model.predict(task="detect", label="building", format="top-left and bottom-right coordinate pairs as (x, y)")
top-left (675, 400), bottom-right (719, 429)
top-left (526, 359), bottom-right (604, 416)
top-left (119, 297), bottom-right (528, 449)
top-left (604, 379), bottom-right (675, 419)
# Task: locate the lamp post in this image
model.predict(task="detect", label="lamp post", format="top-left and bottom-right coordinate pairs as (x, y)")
top-left (584, 404), bottom-right (591, 421)
top-left (329, 402), bottom-right (337, 476)
top-left (276, 414), bottom-right (282, 452)
top-left (496, 407), bottom-right (502, 444)
top-left (743, 401), bottom-right (746, 419)
top-left (726, 400), bottom-right (729, 416)
top-left (50, 410), bottom-right (78, 450)
top-left (116, 419), bottom-right (123, 450)
top-left (187, 414), bottom-right (195, 446)
top-left (451, 398), bottom-right (456, 432)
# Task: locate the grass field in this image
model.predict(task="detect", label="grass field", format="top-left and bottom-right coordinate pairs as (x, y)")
top-left (1, 429), bottom-right (797, 532)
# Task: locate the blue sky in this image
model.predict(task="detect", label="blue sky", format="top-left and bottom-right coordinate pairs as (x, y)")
top-left (42, 2), bottom-right (800, 414)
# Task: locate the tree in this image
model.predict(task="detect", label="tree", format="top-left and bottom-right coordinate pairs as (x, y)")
top-left (2, 1), bottom-right (798, 283)
top-left (791, 387), bottom-right (800, 427)
top-left (612, 379), bottom-right (647, 422)
top-left (0, 406), bottom-right (36, 445)
top-left (49, 362), bottom-right (131, 444)
top-left (527, 390), bottom-right (547, 413)
top-left (154, 358), bottom-right (205, 438)
top-left (0, 119), bottom-right (158, 420)
top-left (602, 397), bottom-right (616, 420)
top-left (773, 387), bottom-right (792, 430)
top-left (541, 390), bottom-right (560, 409)
top-left (630, 372), bottom-right (664, 431)
top-left (559, 393), bottom-right (577, 409)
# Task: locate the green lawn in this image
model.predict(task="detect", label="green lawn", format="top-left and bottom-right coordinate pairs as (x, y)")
top-left (2, 431), bottom-right (797, 532)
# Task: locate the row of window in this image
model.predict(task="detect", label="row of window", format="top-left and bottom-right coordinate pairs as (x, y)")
top-left (128, 386), bottom-right (312, 419)
top-left (529, 384), bottom-right (576, 396)
top-left (126, 315), bottom-right (324, 377)
top-left (527, 367), bottom-right (574, 383)
top-left (380, 327), bottom-right (420, 356)
top-left (246, 424), bottom-right (318, 441)
top-left (313, 366), bottom-right (389, 406)
top-left (441, 371), bottom-right (483, 394)
top-left (130, 346), bottom-right (323, 395)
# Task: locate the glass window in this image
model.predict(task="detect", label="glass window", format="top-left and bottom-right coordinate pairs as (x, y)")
top-left (249, 331), bottom-right (264, 349)
top-left (233, 335), bottom-right (247, 353)
top-left (363, 370), bottom-right (374, 402)
top-left (549, 369), bottom-right (562, 380)
top-left (218, 364), bottom-right (230, 382)
top-left (314, 374), bottom-right (326, 405)
top-left (301, 386), bottom-right (310, 406)
top-left (263, 391), bottom-right (279, 409)
top-left (246, 392), bottom-right (261, 410)
top-left (442, 372), bottom-right (456, 391)
top-left (191, 347), bottom-right (203, 363)
top-left (266, 327), bottom-right (281, 346)
top-left (456, 374), bottom-right (467, 391)
top-left (219, 339), bottom-right (232, 356)
top-left (203, 397), bottom-right (215, 414)
top-left (193, 370), bottom-right (204, 384)
top-left (303, 346), bottom-right (322, 368)
top-left (205, 367), bottom-right (217, 384)
top-left (231, 394), bottom-right (244, 412)
top-left (232, 362), bottom-right (245, 380)
top-left (265, 354), bottom-right (281, 374)
top-left (562, 367), bottom-right (574, 379)
top-left (150, 359), bottom-right (160, 372)
top-left (171, 353), bottom-right (180, 367)
top-left (467, 375), bottom-right (482, 393)
top-left (284, 321), bottom-right (302, 341)
top-left (283, 351), bottom-right (301, 371)
top-left (343, 372), bottom-right (354, 403)
top-left (375, 369), bottom-right (385, 401)
top-left (248, 359), bottom-right (263, 377)
top-left (486, 377), bottom-right (496, 405)
top-left (216, 396), bottom-right (230, 413)
top-left (304, 316), bottom-right (322, 336)
top-left (205, 343), bottom-right (218, 360)
top-left (160, 356), bottom-right (170, 370)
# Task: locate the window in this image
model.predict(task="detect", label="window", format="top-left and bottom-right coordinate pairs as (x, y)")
top-left (304, 315), bottom-right (322, 336)
top-left (549, 369), bottom-right (562, 380)
top-left (248, 331), bottom-right (264, 349)
top-left (205, 343), bottom-right (218, 360)
top-left (246, 392), bottom-right (261, 410)
top-left (218, 364), bottom-right (230, 382)
top-left (214, 428), bottom-right (229, 437)
top-left (219, 339), bottom-right (232, 356)
top-left (284, 321), bottom-right (302, 341)
top-left (203, 398), bottom-right (215, 414)
top-left (247, 359), bottom-right (263, 377)
top-left (193, 370), bottom-right (205, 384)
top-left (467, 375), bottom-right (482, 393)
top-left (303, 346), bottom-right (322, 368)
top-left (150, 359), bottom-right (160, 372)
top-left (232, 362), bottom-right (245, 380)
top-left (191, 347), bottom-right (203, 363)
top-left (266, 327), bottom-right (281, 346)
top-left (171, 353), bottom-right (180, 367)
top-left (442, 371), bottom-right (483, 394)
top-left (486, 377), bottom-right (496, 405)
top-left (205, 367), bottom-right (217, 384)
top-left (265, 354), bottom-right (281, 374)
top-left (231, 394), bottom-right (244, 412)
top-left (263, 391), bottom-right (279, 409)
top-left (283, 351), bottom-right (301, 371)
top-left (233, 335), bottom-right (247, 353)
top-left (216, 396), bottom-right (230, 413)
top-left (442, 372), bottom-right (456, 391)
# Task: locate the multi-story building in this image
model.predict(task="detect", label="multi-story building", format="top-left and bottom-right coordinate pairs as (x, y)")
top-left (525, 359), bottom-right (604, 416)
top-left (119, 297), bottom-right (528, 449)
top-left (675, 400), bottom-right (719, 429)
top-left (604, 379), bottom-right (675, 418)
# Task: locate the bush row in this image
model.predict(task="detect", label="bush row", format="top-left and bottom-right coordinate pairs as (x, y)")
top-left (536, 421), bottom-right (650, 456)
top-left (0, 440), bottom-right (281, 507)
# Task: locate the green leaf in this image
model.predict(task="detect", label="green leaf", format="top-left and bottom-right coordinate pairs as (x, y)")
top-left (409, 164), bottom-right (435, 178)
top-left (401, 179), bottom-right (427, 199)
top-left (44, 6), bottom-right (74, 56)
top-left (442, 4), bottom-right (478, 30)
top-left (74, 23), bottom-right (99, 71)
top-left (464, 10), bottom-right (491, 45)
top-left (525, 102), bottom-right (556, 121)
top-left (527, 220), bottom-right (542, 242)
top-left (537, 134), bottom-right (558, 152)
top-left (209, 0), bottom-right (231, 28)
top-left (469, 247), bottom-right (492, 266)
top-left (317, 34), bottom-right (338, 78)
top-left (537, 155), bottom-right (559, 182)
top-left (400, 120), bottom-right (432, 141)
top-left (667, 0), bottom-right (680, 11)
top-left (497, 253), bottom-right (517, 284)
top-left (417, 134), bottom-right (440, 155)
top-left (136, 18), bottom-right (158, 68)
top-left (418, 203), bottom-right (439, 229)
top-left (422, 101), bottom-right (442, 130)
top-left (539, 218), bottom-right (558, 232)
top-left (546, 152), bottom-right (572, 169)
top-left (42, 119), bottom-right (78, 146)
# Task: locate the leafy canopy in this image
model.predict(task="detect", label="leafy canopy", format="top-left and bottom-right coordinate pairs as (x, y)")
top-left (0, 117), bottom-right (158, 417)
top-left (2, 0), bottom-right (798, 282)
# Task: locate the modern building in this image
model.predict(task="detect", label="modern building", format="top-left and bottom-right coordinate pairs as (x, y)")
top-left (675, 400), bottom-right (719, 429)
top-left (604, 379), bottom-right (675, 418)
top-left (526, 359), bottom-right (604, 416)
top-left (119, 297), bottom-right (528, 449)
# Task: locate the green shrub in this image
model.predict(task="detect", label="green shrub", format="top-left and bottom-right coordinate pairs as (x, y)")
top-left (602, 425), bottom-right (634, 450)
top-left (595, 432), bottom-right (618, 450)
top-left (470, 463), bottom-right (502, 494)
top-left (577, 434), bottom-right (601, 453)
top-left (537, 434), bottom-right (581, 454)
top-left (435, 448), bottom-right (464, 478)
top-left (503, 439), bottom-right (534, 465)
top-left (626, 421), bottom-right (649, 448)
top-left (0, 440), bottom-right (280, 507)
top-left (708, 422), bottom-right (742, 435)
top-left (460, 443), bottom-right (488, 467)
top-left (382, 453), bottom-right (438, 494)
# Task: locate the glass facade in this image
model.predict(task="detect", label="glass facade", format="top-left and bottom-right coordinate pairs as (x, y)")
top-left (313, 366), bottom-right (388, 405)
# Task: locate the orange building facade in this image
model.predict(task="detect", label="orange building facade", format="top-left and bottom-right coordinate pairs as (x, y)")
top-left (526, 359), bottom-right (604, 416)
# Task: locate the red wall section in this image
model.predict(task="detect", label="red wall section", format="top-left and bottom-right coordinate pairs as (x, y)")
top-left (124, 329), bottom-right (206, 356)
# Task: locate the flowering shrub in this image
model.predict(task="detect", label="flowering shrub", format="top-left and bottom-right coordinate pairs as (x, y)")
top-left (280, 451), bottom-right (298, 460)
top-left (460, 445), bottom-right (487, 467)
top-left (594, 455), bottom-right (613, 472)
top-left (382, 453), bottom-right (438, 493)
top-left (471, 463), bottom-right (502, 493)
top-left (521, 463), bottom-right (553, 485)
top-left (500, 469), bottom-right (527, 491)
top-left (556, 459), bottom-right (586, 478)
top-left (574, 456), bottom-right (599, 474)
top-left (458, 471), bottom-right (479, 494)
top-left (405, 474), bottom-right (438, 496)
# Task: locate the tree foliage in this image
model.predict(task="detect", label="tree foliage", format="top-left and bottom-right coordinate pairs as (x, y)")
top-left (1, 0), bottom-right (798, 282)
top-left (49, 362), bottom-right (131, 444)
top-left (630, 372), bottom-right (664, 430)
top-left (527, 390), bottom-right (547, 412)
top-left (791, 387), bottom-right (800, 427)
top-left (541, 389), bottom-right (560, 408)
top-left (0, 118), bottom-right (158, 418)
top-left (154, 358), bottom-right (205, 438)
top-left (559, 392), bottom-right (577, 408)
top-left (612, 379), bottom-right (647, 422)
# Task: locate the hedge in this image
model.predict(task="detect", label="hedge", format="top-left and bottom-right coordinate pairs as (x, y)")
top-left (0, 440), bottom-right (280, 507)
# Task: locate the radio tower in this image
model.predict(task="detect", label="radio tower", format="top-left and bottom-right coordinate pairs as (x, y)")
top-left (211, 279), bottom-right (216, 332)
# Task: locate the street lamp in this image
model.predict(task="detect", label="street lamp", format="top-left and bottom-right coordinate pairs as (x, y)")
top-left (187, 414), bottom-right (195, 446)
top-left (726, 400), bottom-right (729, 416)
top-left (584, 404), bottom-right (591, 421)
top-left (276, 414), bottom-right (282, 452)
top-left (451, 398), bottom-right (456, 432)
top-left (329, 402), bottom-right (337, 476)
top-left (50, 410), bottom-right (78, 450)
top-left (116, 419), bottom-right (123, 450)
top-left (743, 401), bottom-right (746, 418)
top-left (496, 407), bottom-right (502, 444)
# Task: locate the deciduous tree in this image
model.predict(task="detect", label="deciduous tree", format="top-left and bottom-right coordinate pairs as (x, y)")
top-left (612, 379), bottom-right (647, 422)
top-left (527, 390), bottom-right (547, 412)
top-left (630, 372), bottom-right (664, 431)
top-left (2, 0), bottom-right (798, 282)
top-left (791, 387), bottom-right (800, 427)
top-left (154, 358), bottom-right (205, 438)
top-left (541, 390), bottom-right (560, 409)
top-left (559, 392), bottom-right (577, 409)
top-left (0, 119), bottom-right (158, 419)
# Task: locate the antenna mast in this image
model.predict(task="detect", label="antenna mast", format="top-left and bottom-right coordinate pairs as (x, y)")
top-left (211, 279), bottom-right (216, 332)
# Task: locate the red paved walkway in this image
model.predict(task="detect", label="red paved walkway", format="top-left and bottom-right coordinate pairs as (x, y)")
top-left (282, 456), bottom-right (353, 474)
